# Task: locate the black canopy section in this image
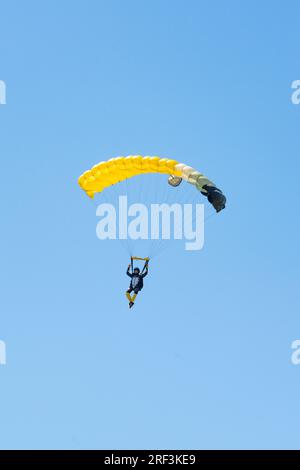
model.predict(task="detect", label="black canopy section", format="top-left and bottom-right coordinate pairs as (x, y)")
top-left (201, 185), bottom-right (226, 213)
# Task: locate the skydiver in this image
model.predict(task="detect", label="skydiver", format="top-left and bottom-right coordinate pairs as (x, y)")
top-left (126, 263), bottom-right (148, 308)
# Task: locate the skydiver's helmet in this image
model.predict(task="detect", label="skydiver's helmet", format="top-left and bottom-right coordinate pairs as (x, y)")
top-left (133, 268), bottom-right (140, 274)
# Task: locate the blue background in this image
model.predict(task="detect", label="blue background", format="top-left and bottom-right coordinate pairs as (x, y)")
top-left (1, 0), bottom-right (300, 449)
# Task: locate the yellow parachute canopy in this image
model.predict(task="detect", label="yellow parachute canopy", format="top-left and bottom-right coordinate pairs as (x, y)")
top-left (78, 155), bottom-right (226, 212)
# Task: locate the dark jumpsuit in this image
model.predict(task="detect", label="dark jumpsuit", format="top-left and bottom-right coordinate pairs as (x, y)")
top-left (126, 267), bottom-right (148, 294)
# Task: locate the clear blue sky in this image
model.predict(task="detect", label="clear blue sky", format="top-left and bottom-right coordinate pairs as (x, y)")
top-left (1, 0), bottom-right (300, 450)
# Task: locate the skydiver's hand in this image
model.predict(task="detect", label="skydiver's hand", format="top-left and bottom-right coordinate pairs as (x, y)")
top-left (128, 264), bottom-right (131, 269)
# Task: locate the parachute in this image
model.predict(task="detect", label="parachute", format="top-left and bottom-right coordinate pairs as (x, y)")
top-left (78, 155), bottom-right (226, 212)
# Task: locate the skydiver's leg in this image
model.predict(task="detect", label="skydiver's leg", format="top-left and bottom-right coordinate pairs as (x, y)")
top-left (126, 288), bottom-right (133, 302)
top-left (131, 288), bottom-right (140, 304)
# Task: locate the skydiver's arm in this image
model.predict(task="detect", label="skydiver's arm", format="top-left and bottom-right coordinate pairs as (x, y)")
top-left (141, 267), bottom-right (148, 278)
top-left (127, 266), bottom-right (133, 277)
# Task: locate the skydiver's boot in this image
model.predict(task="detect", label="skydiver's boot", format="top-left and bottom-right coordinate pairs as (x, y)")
top-left (129, 301), bottom-right (134, 308)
